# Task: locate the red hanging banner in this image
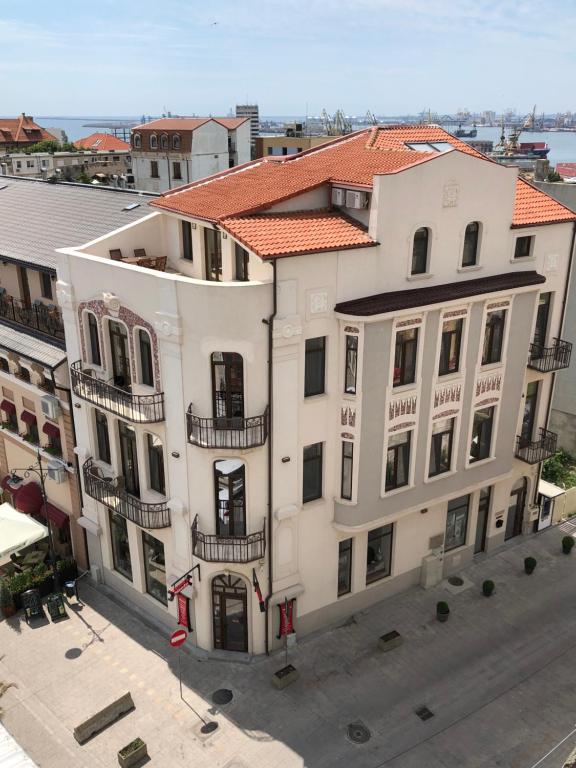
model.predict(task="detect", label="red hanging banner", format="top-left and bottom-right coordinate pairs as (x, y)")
top-left (252, 568), bottom-right (266, 613)
top-left (277, 597), bottom-right (295, 638)
top-left (177, 593), bottom-right (190, 630)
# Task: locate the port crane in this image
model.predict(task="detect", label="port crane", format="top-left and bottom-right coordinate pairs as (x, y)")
top-left (320, 109), bottom-right (353, 136)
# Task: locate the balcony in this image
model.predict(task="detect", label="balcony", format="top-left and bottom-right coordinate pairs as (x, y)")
top-left (528, 338), bottom-right (572, 373)
top-left (192, 515), bottom-right (265, 563)
top-left (0, 294), bottom-right (65, 343)
top-left (71, 361), bottom-right (165, 423)
top-left (83, 458), bottom-right (170, 529)
top-left (186, 405), bottom-right (269, 450)
top-left (515, 428), bottom-right (558, 464)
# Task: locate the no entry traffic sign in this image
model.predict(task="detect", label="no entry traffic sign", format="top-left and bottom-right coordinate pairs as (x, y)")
top-left (170, 628), bottom-right (188, 648)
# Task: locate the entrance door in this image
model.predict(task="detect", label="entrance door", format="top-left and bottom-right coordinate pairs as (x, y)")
top-left (18, 267), bottom-right (31, 308)
top-left (119, 421), bottom-right (140, 497)
top-left (537, 494), bottom-right (554, 531)
top-left (214, 459), bottom-right (246, 536)
top-left (474, 486), bottom-right (491, 554)
top-left (506, 480), bottom-right (526, 540)
top-left (109, 320), bottom-right (131, 389)
top-left (212, 575), bottom-right (248, 652)
top-left (520, 381), bottom-right (539, 443)
top-left (211, 353), bottom-right (244, 421)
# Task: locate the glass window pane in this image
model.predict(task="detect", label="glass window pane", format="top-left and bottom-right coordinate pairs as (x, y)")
top-left (412, 228), bottom-right (429, 274)
top-left (110, 510), bottom-right (132, 580)
top-left (394, 328), bottom-right (418, 386)
top-left (445, 495), bottom-right (470, 551)
top-left (305, 337), bottom-right (326, 397)
top-left (142, 532), bottom-right (167, 604)
top-left (345, 335), bottom-right (358, 394)
top-left (139, 330), bottom-right (153, 386)
top-left (341, 441), bottom-right (353, 500)
top-left (386, 431), bottom-right (411, 491)
top-left (462, 222), bottom-right (479, 267)
top-left (338, 539), bottom-right (352, 596)
top-left (95, 409), bottom-right (110, 464)
top-left (470, 407), bottom-right (494, 462)
top-left (181, 220), bottom-right (193, 261)
top-left (439, 318), bottom-right (462, 375)
top-left (303, 442), bottom-right (323, 502)
top-left (482, 310), bottom-right (505, 365)
top-left (147, 434), bottom-right (165, 495)
top-left (87, 313), bottom-right (101, 366)
top-left (366, 524), bottom-right (393, 583)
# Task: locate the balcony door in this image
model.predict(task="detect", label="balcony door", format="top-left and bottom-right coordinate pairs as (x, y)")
top-left (211, 353), bottom-right (244, 422)
top-left (119, 422), bottom-right (140, 498)
top-left (214, 459), bottom-right (246, 536)
top-left (17, 267), bottom-right (31, 308)
top-left (533, 293), bottom-right (551, 350)
top-left (109, 320), bottom-right (131, 390)
top-left (212, 574), bottom-right (248, 653)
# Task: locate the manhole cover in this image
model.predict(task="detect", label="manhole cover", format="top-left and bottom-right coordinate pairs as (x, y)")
top-left (212, 688), bottom-right (233, 705)
top-left (346, 721), bottom-right (371, 744)
top-left (200, 721), bottom-right (219, 734)
top-left (415, 706), bottom-right (434, 721)
top-left (448, 576), bottom-right (464, 586)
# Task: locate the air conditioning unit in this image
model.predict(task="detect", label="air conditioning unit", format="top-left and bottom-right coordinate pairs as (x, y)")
top-left (41, 395), bottom-right (60, 420)
top-left (345, 190), bottom-right (368, 209)
top-left (331, 187), bottom-right (346, 206)
top-left (47, 460), bottom-right (66, 484)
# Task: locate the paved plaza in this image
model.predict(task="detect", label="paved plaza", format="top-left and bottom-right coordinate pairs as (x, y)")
top-left (2, 525), bottom-right (576, 767)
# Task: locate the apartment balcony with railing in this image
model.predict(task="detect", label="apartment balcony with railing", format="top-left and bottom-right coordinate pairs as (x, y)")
top-left (515, 428), bottom-right (558, 465)
top-left (192, 515), bottom-right (265, 563)
top-left (528, 338), bottom-right (572, 373)
top-left (0, 293), bottom-right (65, 343)
top-left (71, 361), bottom-right (165, 423)
top-left (83, 458), bottom-right (170, 528)
top-left (186, 404), bottom-right (269, 450)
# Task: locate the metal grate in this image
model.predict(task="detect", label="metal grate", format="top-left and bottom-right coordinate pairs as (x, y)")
top-left (415, 706), bottom-right (434, 721)
top-left (346, 721), bottom-right (371, 744)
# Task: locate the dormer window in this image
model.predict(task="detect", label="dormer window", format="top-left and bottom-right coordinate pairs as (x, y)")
top-left (160, 134), bottom-right (168, 150)
top-left (172, 134), bottom-right (181, 150)
top-left (133, 133), bottom-right (141, 149)
top-left (149, 134), bottom-right (158, 150)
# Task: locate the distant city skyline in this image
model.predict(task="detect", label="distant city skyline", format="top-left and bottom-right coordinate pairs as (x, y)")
top-left (2, 0), bottom-right (575, 115)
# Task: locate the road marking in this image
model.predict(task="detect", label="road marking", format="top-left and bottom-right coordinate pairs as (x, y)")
top-left (527, 723), bottom-right (576, 768)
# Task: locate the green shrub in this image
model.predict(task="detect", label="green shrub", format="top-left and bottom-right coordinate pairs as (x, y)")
top-left (0, 579), bottom-right (13, 608)
top-left (119, 738), bottom-right (145, 758)
top-left (562, 536), bottom-right (575, 553)
top-left (7, 571), bottom-right (32, 597)
top-left (436, 601), bottom-right (450, 614)
top-left (482, 579), bottom-right (495, 596)
top-left (542, 449), bottom-right (576, 489)
top-left (524, 556), bottom-right (537, 574)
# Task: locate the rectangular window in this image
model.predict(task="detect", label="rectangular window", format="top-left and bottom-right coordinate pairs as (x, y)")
top-left (87, 313), bottom-right (101, 366)
top-left (482, 310), bottom-right (506, 365)
top-left (338, 539), bottom-right (353, 596)
top-left (150, 160), bottom-right (159, 178)
top-left (95, 409), bottom-right (111, 464)
top-left (394, 328), bottom-right (418, 387)
top-left (514, 235), bottom-right (533, 259)
top-left (344, 335), bottom-right (358, 394)
top-left (470, 406), bottom-right (494, 463)
top-left (40, 272), bottom-right (53, 300)
top-left (429, 418), bottom-right (454, 477)
top-left (181, 220), bottom-right (193, 261)
top-left (147, 434), bottom-right (165, 495)
top-left (26, 419), bottom-right (39, 445)
top-left (234, 242), bottom-right (249, 281)
top-left (172, 161), bottom-right (182, 180)
top-left (142, 532), bottom-right (167, 604)
top-left (366, 524), bottom-right (393, 584)
top-left (533, 292), bottom-right (551, 348)
top-left (439, 318), bottom-right (463, 376)
top-left (341, 441), bottom-right (354, 500)
top-left (445, 494), bottom-right (470, 551)
top-left (46, 427), bottom-right (62, 457)
top-left (138, 330), bottom-right (154, 387)
top-left (386, 431), bottom-right (411, 491)
top-left (109, 510), bottom-right (132, 580)
top-left (303, 442), bottom-right (323, 503)
top-left (304, 337), bottom-right (326, 397)
top-left (204, 228), bottom-right (222, 281)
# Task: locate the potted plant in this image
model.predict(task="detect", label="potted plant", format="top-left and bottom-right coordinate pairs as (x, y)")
top-left (8, 571), bottom-right (32, 610)
top-left (436, 601), bottom-right (450, 622)
top-left (482, 579), bottom-right (495, 597)
top-left (524, 556), bottom-right (537, 575)
top-left (31, 563), bottom-right (54, 597)
top-left (56, 558), bottom-right (78, 582)
top-left (118, 738), bottom-right (147, 767)
top-left (0, 579), bottom-right (16, 618)
top-left (562, 536), bottom-right (575, 555)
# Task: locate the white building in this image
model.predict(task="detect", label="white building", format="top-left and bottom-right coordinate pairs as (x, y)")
top-left (235, 104), bottom-right (259, 156)
top-left (55, 125), bottom-right (575, 656)
top-left (130, 117), bottom-right (251, 193)
top-left (0, 150), bottom-right (132, 184)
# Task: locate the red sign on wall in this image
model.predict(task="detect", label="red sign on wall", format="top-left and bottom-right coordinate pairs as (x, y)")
top-left (177, 593), bottom-right (191, 630)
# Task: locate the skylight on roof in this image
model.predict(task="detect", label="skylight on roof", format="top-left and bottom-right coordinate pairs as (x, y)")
top-left (122, 202), bottom-right (140, 211)
top-left (405, 142), bottom-right (453, 153)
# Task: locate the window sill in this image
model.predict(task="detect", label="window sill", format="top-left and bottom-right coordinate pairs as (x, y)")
top-left (437, 370), bottom-right (463, 382)
top-left (424, 469), bottom-right (457, 484)
top-left (391, 381), bottom-right (418, 394)
top-left (510, 256), bottom-right (536, 264)
top-left (365, 572), bottom-right (392, 588)
top-left (302, 497), bottom-right (325, 509)
top-left (336, 497), bottom-right (357, 506)
top-left (479, 361), bottom-right (504, 373)
top-left (303, 392), bottom-right (328, 402)
top-left (407, 272), bottom-right (432, 282)
top-left (466, 456), bottom-right (496, 469)
top-left (382, 483), bottom-right (412, 499)
top-left (457, 264), bottom-right (482, 273)
top-left (342, 391), bottom-right (357, 400)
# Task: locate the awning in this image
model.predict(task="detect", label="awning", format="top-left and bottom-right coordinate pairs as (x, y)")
top-left (20, 410), bottom-right (37, 425)
top-left (0, 399), bottom-right (16, 415)
top-left (0, 501), bottom-right (48, 563)
top-left (42, 422), bottom-right (60, 438)
top-left (1, 479), bottom-right (43, 515)
top-left (39, 502), bottom-right (69, 529)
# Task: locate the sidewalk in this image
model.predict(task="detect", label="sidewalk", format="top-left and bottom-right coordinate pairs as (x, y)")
top-left (2, 525), bottom-right (576, 767)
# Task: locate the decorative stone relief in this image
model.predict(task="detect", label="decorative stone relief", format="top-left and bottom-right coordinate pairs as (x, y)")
top-left (476, 396), bottom-right (500, 408)
top-left (443, 308), bottom-right (467, 320)
top-left (442, 182), bottom-right (459, 208)
top-left (487, 299), bottom-right (510, 311)
top-left (341, 406), bottom-right (357, 427)
top-left (475, 373), bottom-right (501, 398)
top-left (154, 311), bottom-right (182, 341)
top-left (544, 253), bottom-right (559, 273)
top-left (396, 317), bottom-right (422, 329)
top-left (388, 395), bottom-right (417, 421)
top-left (309, 290), bottom-right (328, 315)
top-left (434, 383), bottom-right (461, 409)
top-left (102, 292), bottom-right (121, 316)
top-left (344, 325), bottom-right (359, 334)
top-left (433, 408), bottom-right (460, 421)
top-left (389, 420), bottom-right (416, 433)
top-left (341, 432), bottom-right (354, 440)
top-left (55, 280), bottom-right (74, 309)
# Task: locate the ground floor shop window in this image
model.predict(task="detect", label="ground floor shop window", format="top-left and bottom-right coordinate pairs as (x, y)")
top-left (109, 510), bottom-right (132, 580)
top-left (445, 494), bottom-right (470, 551)
top-left (366, 524), bottom-right (393, 584)
top-left (142, 532), bottom-right (167, 604)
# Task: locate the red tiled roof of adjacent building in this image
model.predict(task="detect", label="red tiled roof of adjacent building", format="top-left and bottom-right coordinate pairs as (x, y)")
top-left (74, 133), bottom-right (130, 151)
top-left (150, 125), bottom-right (576, 232)
top-left (221, 210), bottom-right (376, 259)
top-left (132, 116), bottom-right (249, 131)
top-left (0, 114), bottom-right (56, 146)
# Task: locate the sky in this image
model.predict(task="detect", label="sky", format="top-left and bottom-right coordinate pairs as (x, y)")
top-left (1, 0), bottom-right (575, 117)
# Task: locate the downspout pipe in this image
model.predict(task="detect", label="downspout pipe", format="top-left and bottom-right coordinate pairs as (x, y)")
top-left (262, 260), bottom-right (277, 655)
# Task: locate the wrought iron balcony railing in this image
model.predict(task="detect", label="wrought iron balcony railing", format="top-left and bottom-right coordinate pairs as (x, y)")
top-left (192, 515), bottom-right (265, 563)
top-left (528, 338), bottom-right (572, 373)
top-left (186, 404), bottom-right (269, 449)
top-left (71, 361), bottom-right (165, 423)
top-left (0, 294), bottom-right (65, 342)
top-left (515, 428), bottom-right (558, 465)
top-left (83, 458), bottom-right (170, 528)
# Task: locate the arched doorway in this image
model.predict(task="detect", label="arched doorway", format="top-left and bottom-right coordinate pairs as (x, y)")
top-left (212, 574), bottom-right (248, 652)
top-left (506, 477), bottom-right (528, 540)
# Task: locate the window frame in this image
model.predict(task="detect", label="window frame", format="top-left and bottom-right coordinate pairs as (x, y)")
top-left (482, 309), bottom-right (506, 366)
top-left (137, 328), bottom-right (154, 387)
top-left (303, 442), bottom-right (323, 503)
top-left (95, 409), bottom-right (111, 464)
top-left (109, 509), bottom-right (132, 581)
top-left (86, 311), bottom-right (101, 366)
top-left (160, 133), bottom-right (168, 150)
top-left (411, 227), bottom-right (430, 275)
top-left (172, 134), bottom-right (181, 150)
top-left (344, 335), bottom-right (358, 395)
top-left (234, 242), bottom-right (249, 281)
top-left (40, 272), bottom-right (53, 300)
top-left (445, 494), bottom-right (470, 552)
top-left (172, 161), bottom-right (182, 180)
top-left (142, 531), bottom-right (167, 604)
top-left (385, 430), bottom-right (411, 492)
top-left (304, 336), bottom-right (326, 397)
top-left (338, 538), bottom-right (353, 596)
top-left (150, 159), bottom-right (159, 178)
top-left (147, 433), bottom-right (165, 495)
top-left (469, 406), bottom-right (495, 464)
top-left (133, 133), bottom-right (141, 149)
top-left (149, 134), bottom-right (158, 150)
top-left (462, 221), bottom-right (480, 268)
top-left (204, 228), bottom-right (222, 281)
top-left (514, 235), bottom-right (534, 259)
top-left (366, 524), bottom-right (393, 584)
top-left (340, 440), bottom-right (354, 500)
top-left (439, 318), bottom-right (463, 376)
top-left (428, 417), bottom-right (455, 477)
top-left (181, 220), bottom-right (193, 261)
top-left (394, 327), bottom-right (418, 387)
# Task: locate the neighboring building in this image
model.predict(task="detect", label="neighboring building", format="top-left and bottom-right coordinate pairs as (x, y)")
top-left (130, 117), bottom-right (251, 193)
top-left (0, 178), bottom-right (155, 571)
top-left (236, 104), bottom-right (259, 156)
top-left (255, 134), bottom-right (333, 158)
top-left (0, 114), bottom-right (56, 151)
top-left (55, 125), bottom-right (575, 656)
top-left (74, 133), bottom-right (131, 152)
top-left (0, 150), bottom-right (132, 185)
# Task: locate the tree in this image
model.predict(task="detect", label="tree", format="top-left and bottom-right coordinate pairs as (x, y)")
top-left (542, 449), bottom-right (576, 488)
top-left (23, 139), bottom-right (77, 154)
top-left (547, 170), bottom-right (564, 183)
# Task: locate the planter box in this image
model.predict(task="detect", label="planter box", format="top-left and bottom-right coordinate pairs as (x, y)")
top-left (272, 664), bottom-right (299, 690)
top-left (377, 630), bottom-right (403, 652)
top-left (118, 740), bottom-right (147, 768)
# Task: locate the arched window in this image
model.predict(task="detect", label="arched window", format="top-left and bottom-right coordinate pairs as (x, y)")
top-left (138, 329), bottom-right (154, 387)
top-left (211, 352), bottom-right (244, 419)
top-left (133, 133), bottom-right (141, 149)
top-left (411, 227), bottom-right (429, 275)
top-left (172, 134), bottom-right (181, 150)
top-left (149, 134), bottom-right (158, 150)
top-left (86, 311), bottom-right (101, 366)
top-left (160, 134), bottom-right (168, 150)
top-left (462, 221), bottom-right (480, 267)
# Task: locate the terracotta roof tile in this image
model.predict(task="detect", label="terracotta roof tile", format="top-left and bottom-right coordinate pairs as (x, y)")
top-left (0, 114), bottom-right (56, 146)
top-left (512, 178), bottom-right (576, 227)
top-left (132, 116), bottom-right (249, 132)
top-left (221, 210), bottom-right (376, 259)
top-left (74, 133), bottom-right (130, 151)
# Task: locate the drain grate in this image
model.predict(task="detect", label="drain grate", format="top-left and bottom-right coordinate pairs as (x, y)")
top-left (212, 689), bottom-right (234, 705)
top-left (415, 706), bottom-right (434, 721)
top-left (448, 576), bottom-right (464, 586)
top-left (347, 721), bottom-right (371, 744)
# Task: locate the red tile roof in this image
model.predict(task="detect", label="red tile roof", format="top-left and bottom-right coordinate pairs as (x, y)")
top-left (221, 210), bottom-right (376, 259)
top-left (0, 114), bottom-right (56, 146)
top-left (132, 117), bottom-right (249, 132)
top-left (74, 133), bottom-right (130, 151)
top-left (512, 178), bottom-right (576, 227)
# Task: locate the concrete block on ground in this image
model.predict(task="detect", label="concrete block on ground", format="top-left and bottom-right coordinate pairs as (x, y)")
top-left (73, 691), bottom-right (134, 744)
top-left (377, 630), bottom-right (403, 652)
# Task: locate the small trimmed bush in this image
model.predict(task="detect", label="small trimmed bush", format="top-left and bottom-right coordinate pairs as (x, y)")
top-left (562, 536), bottom-right (575, 555)
top-left (119, 738), bottom-right (145, 759)
top-left (524, 556), bottom-right (537, 574)
top-left (436, 601), bottom-right (450, 622)
top-left (482, 579), bottom-right (495, 597)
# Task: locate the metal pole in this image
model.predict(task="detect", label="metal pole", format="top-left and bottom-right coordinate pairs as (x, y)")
top-left (178, 649), bottom-right (183, 701)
